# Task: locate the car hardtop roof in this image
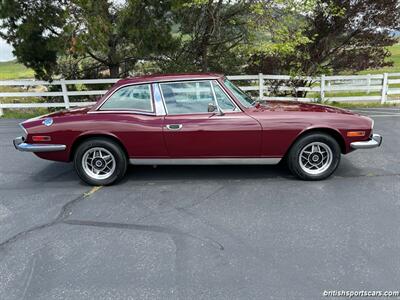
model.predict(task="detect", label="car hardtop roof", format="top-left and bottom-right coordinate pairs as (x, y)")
top-left (115, 72), bottom-right (224, 86)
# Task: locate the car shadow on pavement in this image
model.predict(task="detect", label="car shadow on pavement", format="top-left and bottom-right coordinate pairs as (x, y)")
top-left (30, 163), bottom-right (76, 182)
top-left (24, 162), bottom-right (293, 187)
top-left (122, 163), bottom-right (293, 183)
top-left (28, 156), bottom-right (380, 186)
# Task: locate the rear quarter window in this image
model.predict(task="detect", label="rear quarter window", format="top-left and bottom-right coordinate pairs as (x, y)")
top-left (101, 84), bottom-right (153, 112)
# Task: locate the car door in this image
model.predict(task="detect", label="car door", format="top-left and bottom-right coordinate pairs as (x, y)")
top-left (160, 80), bottom-right (262, 157)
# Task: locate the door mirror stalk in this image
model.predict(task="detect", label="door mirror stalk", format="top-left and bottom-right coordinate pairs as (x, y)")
top-left (208, 103), bottom-right (224, 116)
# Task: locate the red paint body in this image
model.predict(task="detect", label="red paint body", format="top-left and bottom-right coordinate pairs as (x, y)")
top-left (20, 73), bottom-right (373, 162)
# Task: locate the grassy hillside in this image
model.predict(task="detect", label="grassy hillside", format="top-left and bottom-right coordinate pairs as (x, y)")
top-left (357, 43), bottom-right (400, 74)
top-left (0, 60), bottom-right (34, 80)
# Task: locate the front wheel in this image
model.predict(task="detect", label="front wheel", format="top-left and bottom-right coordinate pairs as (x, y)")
top-left (74, 138), bottom-right (127, 186)
top-left (287, 133), bottom-right (341, 180)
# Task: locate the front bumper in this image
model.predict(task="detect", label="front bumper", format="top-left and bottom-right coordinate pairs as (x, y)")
top-left (350, 133), bottom-right (383, 149)
top-left (13, 136), bottom-right (66, 152)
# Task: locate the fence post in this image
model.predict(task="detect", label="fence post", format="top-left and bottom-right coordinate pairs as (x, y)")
top-left (0, 106), bottom-right (3, 117)
top-left (320, 74), bottom-right (325, 102)
top-left (381, 73), bottom-right (388, 104)
top-left (366, 74), bottom-right (371, 94)
top-left (60, 79), bottom-right (70, 109)
top-left (258, 73), bottom-right (264, 100)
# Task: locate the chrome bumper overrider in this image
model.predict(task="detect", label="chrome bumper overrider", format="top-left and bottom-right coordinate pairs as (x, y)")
top-left (13, 136), bottom-right (66, 152)
top-left (350, 134), bottom-right (383, 149)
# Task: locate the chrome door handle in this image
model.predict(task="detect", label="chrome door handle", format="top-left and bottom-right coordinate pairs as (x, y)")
top-left (165, 124), bottom-right (183, 130)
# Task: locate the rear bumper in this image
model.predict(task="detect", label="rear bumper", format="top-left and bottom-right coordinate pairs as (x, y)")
top-left (13, 136), bottom-right (66, 152)
top-left (350, 134), bottom-right (382, 149)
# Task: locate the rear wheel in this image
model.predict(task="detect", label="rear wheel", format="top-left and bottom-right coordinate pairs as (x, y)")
top-left (287, 133), bottom-right (341, 180)
top-left (74, 138), bottom-right (127, 186)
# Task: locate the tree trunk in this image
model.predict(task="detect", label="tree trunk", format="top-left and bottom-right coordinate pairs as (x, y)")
top-left (198, 0), bottom-right (221, 72)
top-left (201, 48), bottom-right (208, 72)
top-left (109, 64), bottom-right (120, 78)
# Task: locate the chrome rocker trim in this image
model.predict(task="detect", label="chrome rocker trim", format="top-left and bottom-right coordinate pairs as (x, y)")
top-left (129, 158), bottom-right (281, 165)
top-left (350, 133), bottom-right (383, 149)
top-left (13, 136), bottom-right (66, 152)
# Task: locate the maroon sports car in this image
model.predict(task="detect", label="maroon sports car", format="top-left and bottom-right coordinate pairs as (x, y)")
top-left (14, 73), bottom-right (382, 185)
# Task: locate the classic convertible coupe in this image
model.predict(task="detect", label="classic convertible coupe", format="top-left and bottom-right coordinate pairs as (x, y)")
top-left (14, 73), bottom-right (382, 185)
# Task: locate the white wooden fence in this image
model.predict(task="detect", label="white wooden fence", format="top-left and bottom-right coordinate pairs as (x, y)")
top-left (1, 73), bottom-right (400, 116)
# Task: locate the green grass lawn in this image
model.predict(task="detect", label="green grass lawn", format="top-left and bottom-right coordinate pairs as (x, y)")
top-left (1, 108), bottom-right (50, 119)
top-left (0, 60), bottom-right (35, 80)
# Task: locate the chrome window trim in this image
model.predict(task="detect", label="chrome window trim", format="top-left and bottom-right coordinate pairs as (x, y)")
top-left (97, 83), bottom-right (155, 113)
top-left (211, 80), bottom-right (240, 112)
top-left (94, 77), bottom-right (221, 110)
top-left (209, 80), bottom-right (222, 112)
top-left (129, 158), bottom-right (282, 165)
top-left (152, 83), bottom-right (166, 116)
top-left (88, 110), bottom-right (156, 116)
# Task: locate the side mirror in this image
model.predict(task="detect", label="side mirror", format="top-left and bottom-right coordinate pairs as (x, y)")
top-left (208, 102), bottom-right (217, 112)
top-left (208, 102), bottom-right (225, 116)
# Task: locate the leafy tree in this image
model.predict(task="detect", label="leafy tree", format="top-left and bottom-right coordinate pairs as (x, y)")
top-left (159, 0), bottom-right (257, 73)
top-left (247, 0), bottom-right (400, 77)
top-left (0, 0), bottom-right (176, 79)
top-left (69, 0), bottom-right (176, 77)
top-left (0, 0), bottom-right (69, 79)
top-left (2, 0), bottom-right (399, 82)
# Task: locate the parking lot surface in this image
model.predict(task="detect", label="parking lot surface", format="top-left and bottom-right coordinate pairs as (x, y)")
top-left (0, 108), bottom-right (399, 299)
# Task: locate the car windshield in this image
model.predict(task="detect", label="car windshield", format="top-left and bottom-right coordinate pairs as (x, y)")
top-left (223, 79), bottom-right (255, 108)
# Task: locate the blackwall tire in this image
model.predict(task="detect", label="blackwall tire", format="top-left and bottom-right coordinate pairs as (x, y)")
top-left (287, 133), bottom-right (341, 180)
top-left (74, 138), bottom-right (127, 186)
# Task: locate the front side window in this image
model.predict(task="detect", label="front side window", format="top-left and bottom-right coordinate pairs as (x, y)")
top-left (160, 81), bottom-right (215, 114)
top-left (101, 84), bottom-right (153, 112)
top-left (212, 81), bottom-right (236, 111)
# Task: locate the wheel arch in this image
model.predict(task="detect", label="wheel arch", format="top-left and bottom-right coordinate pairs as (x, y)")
top-left (69, 133), bottom-right (129, 162)
top-left (285, 127), bottom-right (346, 158)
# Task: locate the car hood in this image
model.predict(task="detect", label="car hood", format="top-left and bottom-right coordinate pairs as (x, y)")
top-left (256, 101), bottom-right (355, 115)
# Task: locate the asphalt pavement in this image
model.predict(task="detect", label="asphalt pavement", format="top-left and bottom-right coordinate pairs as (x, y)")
top-left (0, 108), bottom-right (399, 299)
